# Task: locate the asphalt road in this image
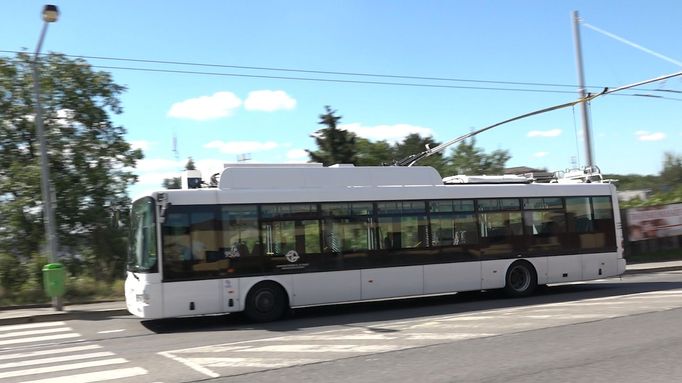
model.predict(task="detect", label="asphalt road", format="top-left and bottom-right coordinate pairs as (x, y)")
top-left (2, 270), bottom-right (682, 383)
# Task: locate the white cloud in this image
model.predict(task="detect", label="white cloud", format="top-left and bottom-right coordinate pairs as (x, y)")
top-left (340, 123), bottom-right (433, 143)
top-left (167, 92), bottom-right (242, 121)
top-left (134, 158), bottom-right (184, 173)
top-left (244, 90), bottom-right (296, 112)
top-left (204, 140), bottom-right (279, 154)
top-left (533, 151), bottom-right (549, 158)
top-left (286, 149), bottom-right (309, 160)
top-left (126, 158), bottom-right (184, 199)
top-left (128, 157), bottom-right (228, 199)
top-left (527, 129), bottom-right (562, 138)
top-left (130, 140), bottom-right (151, 151)
top-left (635, 131), bottom-right (666, 141)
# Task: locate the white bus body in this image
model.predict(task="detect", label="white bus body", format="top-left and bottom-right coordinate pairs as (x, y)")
top-left (125, 164), bottom-right (625, 321)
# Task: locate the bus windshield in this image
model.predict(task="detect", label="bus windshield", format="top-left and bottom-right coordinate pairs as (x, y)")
top-left (127, 196), bottom-right (158, 273)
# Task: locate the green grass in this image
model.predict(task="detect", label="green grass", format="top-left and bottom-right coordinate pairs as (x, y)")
top-left (0, 277), bottom-right (124, 307)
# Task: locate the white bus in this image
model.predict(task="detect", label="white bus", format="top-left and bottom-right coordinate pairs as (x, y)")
top-left (125, 164), bottom-right (625, 322)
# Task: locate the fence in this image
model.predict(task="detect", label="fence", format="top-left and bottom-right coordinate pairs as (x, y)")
top-left (622, 202), bottom-right (682, 257)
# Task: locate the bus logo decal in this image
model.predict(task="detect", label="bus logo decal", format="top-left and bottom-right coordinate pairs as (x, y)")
top-left (285, 250), bottom-right (300, 263)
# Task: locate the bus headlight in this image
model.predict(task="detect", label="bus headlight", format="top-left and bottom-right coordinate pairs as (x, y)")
top-left (136, 293), bottom-right (150, 304)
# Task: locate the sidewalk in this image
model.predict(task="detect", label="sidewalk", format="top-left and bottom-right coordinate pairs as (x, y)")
top-left (0, 301), bottom-right (129, 326)
top-left (1, 260), bottom-right (681, 326)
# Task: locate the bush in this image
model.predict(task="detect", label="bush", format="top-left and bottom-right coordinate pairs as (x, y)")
top-left (0, 252), bottom-right (28, 291)
top-left (64, 276), bottom-right (124, 302)
top-left (16, 278), bottom-right (48, 305)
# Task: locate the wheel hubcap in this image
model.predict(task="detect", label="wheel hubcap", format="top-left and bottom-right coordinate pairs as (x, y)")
top-left (510, 266), bottom-right (530, 291)
top-left (254, 290), bottom-right (275, 313)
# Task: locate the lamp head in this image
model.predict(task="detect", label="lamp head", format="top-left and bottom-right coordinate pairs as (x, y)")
top-left (42, 5), bottom-right (59, 23)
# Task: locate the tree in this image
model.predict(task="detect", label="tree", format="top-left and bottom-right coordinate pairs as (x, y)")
top-left (444, 137), bottom-right (510, 175)
top-left (660, 152), bottom-right (682, 189)
top-left (307, 106), bottom-right (357, 165)
top-left (162, 157), bottom-right (196, 189)
top-left (0, 52), bottom-right (143, 280)
top-left (394, 133), bottom-right (446, 174)
top-left (355, 138), bottom-right (394, 166)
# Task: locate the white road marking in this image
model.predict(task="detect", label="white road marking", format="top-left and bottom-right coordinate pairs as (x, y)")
top-left (0, 326), bottom-right (72, 339)
top-left (0, 351), bottom-right (115, 369)
top-left (277, 334), bottom-right (396, 341)
top-left (189, 357), bottom-right (321, 369)
top-left (244, 344), bottom-right (401, 353)
top-left (0, 358), bottom-right (128, 379)
top-left (406, 332), bottom-right (496, 340)
top-left (21, 367), bottom-right (148, 383)
top-left (96, 329), bottom-right (126, 334)
top-left (0, 332), bottom-right (80, 346)
top-left (159, 350), bottom-right (220, 378)
top-left (0, 344), bottom-right (102, 360)
top-left (0, 321), bottom-right (66, 332)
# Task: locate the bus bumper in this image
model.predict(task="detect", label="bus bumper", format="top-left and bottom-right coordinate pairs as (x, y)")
top-left (618, 258), bottom-right (627, 275)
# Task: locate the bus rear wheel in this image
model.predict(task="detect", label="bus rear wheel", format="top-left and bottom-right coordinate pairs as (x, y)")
top-left (504, 260), bottom-right (537, 297)
top-left (244, 282), bottom-right (287, 322)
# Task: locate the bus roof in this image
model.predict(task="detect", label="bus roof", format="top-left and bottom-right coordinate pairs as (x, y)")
top-left (218, 164), bottom-right (444, 190)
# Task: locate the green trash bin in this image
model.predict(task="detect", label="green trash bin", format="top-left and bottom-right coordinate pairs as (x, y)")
top-left (43, 263), bottom-right (66, 298)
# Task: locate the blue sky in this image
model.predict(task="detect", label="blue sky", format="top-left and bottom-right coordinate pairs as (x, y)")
top-left (3, 1), bottom-right (681, 199)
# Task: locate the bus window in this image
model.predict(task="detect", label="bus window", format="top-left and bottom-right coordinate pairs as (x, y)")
top-left (592, 196), bottom-right (616, 249)
top-left (320, 202), bottom-right (374, 270)
top-left (566, 197), bottom-right (593, 234)
top-left (162, 206), bottom-right (227, 281)
top-left (478, 199), bottom-right (523, 256)
top-left (128, 197), bottom-right (158, 273)
top-left (565, 196), bottom-right (616, 251)
top-left (524, 210), bottom-right (566, 253)
top-left (162, 212), bottom-right (191, 280)
top-left (190, 211), bottom-right (217, 262)
top-left (377, 201), bottom-right (428, 250)
top-left (523, 197), bottom-right (566, 253)
top-left (429, 200), bottom-right (478, 247)
top-left (261, 204), bottom-right (321, 273)
top-left (221, 205), bottom-right (262, 275)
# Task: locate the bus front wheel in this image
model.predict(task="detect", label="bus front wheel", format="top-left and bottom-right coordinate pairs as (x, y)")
top-left (244, 282), bottom-right (288, 322)
top-left (504, 260), bottom-right (537, 297)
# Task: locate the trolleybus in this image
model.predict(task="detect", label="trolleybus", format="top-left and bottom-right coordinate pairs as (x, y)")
top-left (125, 164), bottom-right (625, 322)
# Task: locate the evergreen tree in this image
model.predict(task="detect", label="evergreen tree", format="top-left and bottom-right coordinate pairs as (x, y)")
top-left (307, 106), bottom-right (357, 165)
top-left (355, 138), bottom-right (394, 166)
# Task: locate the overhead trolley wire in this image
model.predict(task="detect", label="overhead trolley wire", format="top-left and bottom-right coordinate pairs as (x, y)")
top-left (1, 49), bottom-right (679, 96)
top-left (0, 49), bottom-right (618, 94)
top-left (396, 69), bottom-right (682, 166)
top-left (85, 64), bottom-right (584, 94)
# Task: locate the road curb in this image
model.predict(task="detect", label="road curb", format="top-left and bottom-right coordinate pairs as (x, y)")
top-left (0, 309), bottom-right (131, 326)
top-left (624, 266), bottom-right (682, 275)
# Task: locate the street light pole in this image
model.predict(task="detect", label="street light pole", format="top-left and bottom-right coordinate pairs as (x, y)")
top-left (572, 10), bottom-right (594, 169)
top-left (32, 4), bottom-right (61, 311)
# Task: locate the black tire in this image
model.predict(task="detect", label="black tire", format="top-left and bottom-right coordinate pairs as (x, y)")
top-left (504, 260), bottom-right (537, 297)
top-left (244, 282), bottom-right (288, 322)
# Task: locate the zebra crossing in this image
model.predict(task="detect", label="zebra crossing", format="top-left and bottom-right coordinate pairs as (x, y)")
top-left (160, 287), bottom-right (682, 379)
top-left (0, 321), bottom-right (147, 383)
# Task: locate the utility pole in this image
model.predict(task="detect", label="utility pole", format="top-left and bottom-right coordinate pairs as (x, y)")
top-left (572, 10), bottom-right (594, 168)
